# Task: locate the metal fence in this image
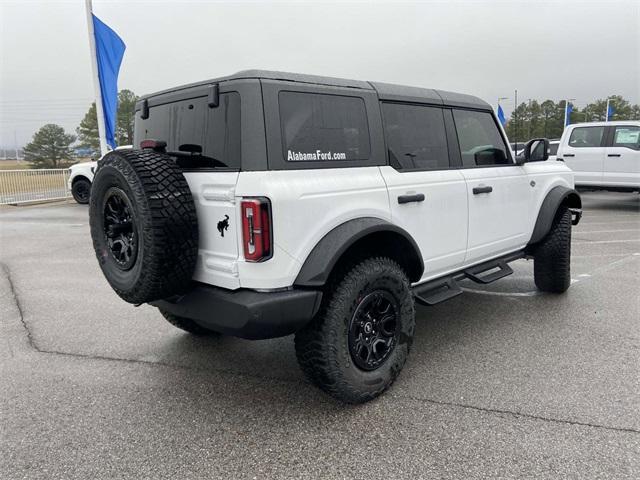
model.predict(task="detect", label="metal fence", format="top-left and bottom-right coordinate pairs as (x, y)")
top-left (0, 169), bottom-right (71, 205)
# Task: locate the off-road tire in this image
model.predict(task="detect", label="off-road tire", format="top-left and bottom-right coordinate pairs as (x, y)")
top-left (89, 149), bottom-right (198, 304)
top-left (71, 177), bottom-right (91, 204)
top-left (295, 257), bottom-right (415, 404)
top-left (533, 207), bottom-right (572, 293)
top-left (159, 309), bottom-right (220, 336)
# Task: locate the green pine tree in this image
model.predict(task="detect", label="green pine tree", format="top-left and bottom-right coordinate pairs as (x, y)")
top-left (23, 124), bottom-right (76, 168)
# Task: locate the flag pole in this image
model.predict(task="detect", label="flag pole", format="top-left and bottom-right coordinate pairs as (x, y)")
top-left (85, 0), bottom-right (109, 157)
top-left (605, 98), bottom-right (610, 122)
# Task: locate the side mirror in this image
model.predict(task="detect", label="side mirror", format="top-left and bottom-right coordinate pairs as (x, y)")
top-left (522, 138), bottom-right (550, 163)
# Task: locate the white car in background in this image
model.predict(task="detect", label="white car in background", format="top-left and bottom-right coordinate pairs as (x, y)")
top-left (556, 121), bottom-right (640, 192)
top-left (68, 145), bottom-right (132, 204)
top-left (547, 140), bottom-right (560, 161)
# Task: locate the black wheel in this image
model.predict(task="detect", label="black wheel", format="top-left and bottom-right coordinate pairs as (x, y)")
top-left (295, 257), bottom-right (415, 404)
top-left (534, 207), bottom-right (572, 293)
top-left (159, 309), bottom-right (221, 336)
top-left (71, 178), bottom-right (91, 204)
top-left (89, 149), bottom-right (198, 304)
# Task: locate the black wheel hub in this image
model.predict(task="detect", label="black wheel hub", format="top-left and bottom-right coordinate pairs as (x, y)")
top-left (348, 290), bottom-right (399, 371)
top-left (74, 182), bottom-right (90, 202)
top-left (102, 187), bottom-right (138, 270)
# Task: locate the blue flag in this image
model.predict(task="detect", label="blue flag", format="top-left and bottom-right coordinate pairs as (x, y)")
top-left (607, 104), bottom-right (615, 121)
top-left (497, 105), bottom-right (507, 126)
top-left (92, 14), bottom-right (126, 149)
top-left (565, 102), bottom-right (573, 126)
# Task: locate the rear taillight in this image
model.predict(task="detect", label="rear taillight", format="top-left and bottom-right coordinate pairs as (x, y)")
top-left (139, 139), bottom-right (167, 153)
top-left (241, 198), bottom-right (272, 262)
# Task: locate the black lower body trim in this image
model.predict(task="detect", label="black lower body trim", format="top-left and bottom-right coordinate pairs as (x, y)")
top-left (151, 284), bottom-right (322, 340)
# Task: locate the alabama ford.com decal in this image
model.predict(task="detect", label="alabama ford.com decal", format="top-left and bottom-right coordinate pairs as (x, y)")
top-left (287, 150), bottom-right (348, 161)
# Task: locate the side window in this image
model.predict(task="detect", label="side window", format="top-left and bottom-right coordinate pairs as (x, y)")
top-left (279, 91), bottom-right (370, 162)
top-left (568, 126), bottom-right (604, 148)
top-left (452, 109), bottom-right (511, 167)
top-left (381, 103), bottom-right (449, 171)
top-left (612, 126), bottom-right (640, 150)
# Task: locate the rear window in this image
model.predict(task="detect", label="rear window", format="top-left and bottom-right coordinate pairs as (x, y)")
top-left (568, 126), bottom-right (604, 148)
top-left (279, 91), bottom-right (370, 162)
top-left (613, 126), bottom-right (640, 150)
top-left (136, 92), bottom-right (241, 169)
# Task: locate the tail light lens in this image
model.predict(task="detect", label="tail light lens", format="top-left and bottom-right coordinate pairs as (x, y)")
top-left (241, 197), bottom-right (272, 262)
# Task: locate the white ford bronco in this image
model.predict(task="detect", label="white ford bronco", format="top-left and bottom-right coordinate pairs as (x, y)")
top-left (89, 70), bottom-right (582, 403)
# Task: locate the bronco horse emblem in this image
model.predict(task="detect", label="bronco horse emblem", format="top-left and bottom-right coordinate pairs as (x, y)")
top-left (217, 215), bottom-right (230, 237)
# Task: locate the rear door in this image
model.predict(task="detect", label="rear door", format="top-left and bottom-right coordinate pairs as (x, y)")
top-left (561, 125), bottom-right (606, 186)
top-left (252, 80), bottom-right (391, 289)
top-left (452, 109), bottom-right (531, 264)
top-left (134, 80), bottom-right (261, 289)
top-left (379, 103), bottom-right (468, 279)
top-left (604, 124), bottom-right (640, 187)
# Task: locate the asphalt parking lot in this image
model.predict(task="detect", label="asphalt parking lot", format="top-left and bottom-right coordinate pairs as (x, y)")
top-left (1, 192), bottom-right (638, 479)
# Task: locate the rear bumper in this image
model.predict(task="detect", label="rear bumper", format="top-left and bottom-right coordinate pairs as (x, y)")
top-left (150, 284), bottom-right (323, 340)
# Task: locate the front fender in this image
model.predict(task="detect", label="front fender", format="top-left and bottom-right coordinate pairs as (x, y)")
top-left (528, 186), bottom-right (581, 245)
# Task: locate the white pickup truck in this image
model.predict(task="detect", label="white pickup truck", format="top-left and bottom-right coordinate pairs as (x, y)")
top-left (557, 121), bottom-right (640, 192)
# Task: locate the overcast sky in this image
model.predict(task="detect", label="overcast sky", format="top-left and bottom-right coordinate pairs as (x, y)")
top-left (1, 0), bottom-right (638, 147)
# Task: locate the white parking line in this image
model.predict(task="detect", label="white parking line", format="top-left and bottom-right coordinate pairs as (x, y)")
top-left (574, 239), bottom-right (640, 244)
top-left (578, 221), bottom-right (640, 226)
top-left (572, 253), bottom-right (639, 258)
top-left (574, 229), bottom-right (640, 234)
top-left (582, 214), bottom-right (640, 219)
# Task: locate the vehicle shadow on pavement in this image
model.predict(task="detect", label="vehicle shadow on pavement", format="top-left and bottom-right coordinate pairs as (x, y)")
top-left (579, 192), bottom-right (640, 213)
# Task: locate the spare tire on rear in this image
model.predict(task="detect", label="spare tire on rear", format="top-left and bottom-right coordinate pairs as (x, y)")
top-left (89, 149), bottom-right (198, 304)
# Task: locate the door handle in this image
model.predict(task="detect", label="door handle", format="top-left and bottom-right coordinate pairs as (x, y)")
top-left (473, 186), bottom-right (493, 195)
top-left (397, 193), bottom-right (425, 204)
top-left (607, 154), bottom-right (621, 157)
top-left (564, 153), bottom-right (575, 157)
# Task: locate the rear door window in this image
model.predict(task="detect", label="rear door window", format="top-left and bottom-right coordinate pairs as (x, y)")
top-left (568, 126), bottom-right (604, 148)
top-left (612, 126), bottom-right (640, 150)
top-left (452, 109), bottom-right (511, 167)
top-left (279, 91), bottom-right (370, 162)
top-left (381, 103), bottom-right (450, 170)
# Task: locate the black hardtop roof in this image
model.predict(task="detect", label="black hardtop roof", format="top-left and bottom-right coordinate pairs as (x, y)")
top-left (138, 69), bottom-right (490, 110)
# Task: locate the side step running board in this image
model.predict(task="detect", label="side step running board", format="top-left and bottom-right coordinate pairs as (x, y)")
top-left (412, 251), bottom-right (525, 306)
top-left (413, 278), bottom-right (462, 306)
top-left (464, 260), bottom-right (513, 284)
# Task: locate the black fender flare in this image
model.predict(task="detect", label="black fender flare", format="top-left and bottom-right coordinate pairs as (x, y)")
top-left (528, 186), bottom-right (582, 245)
top-left (294, 217), bottom-right (424, 287)
top-left (71, 175), bottom-right (91, 185)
